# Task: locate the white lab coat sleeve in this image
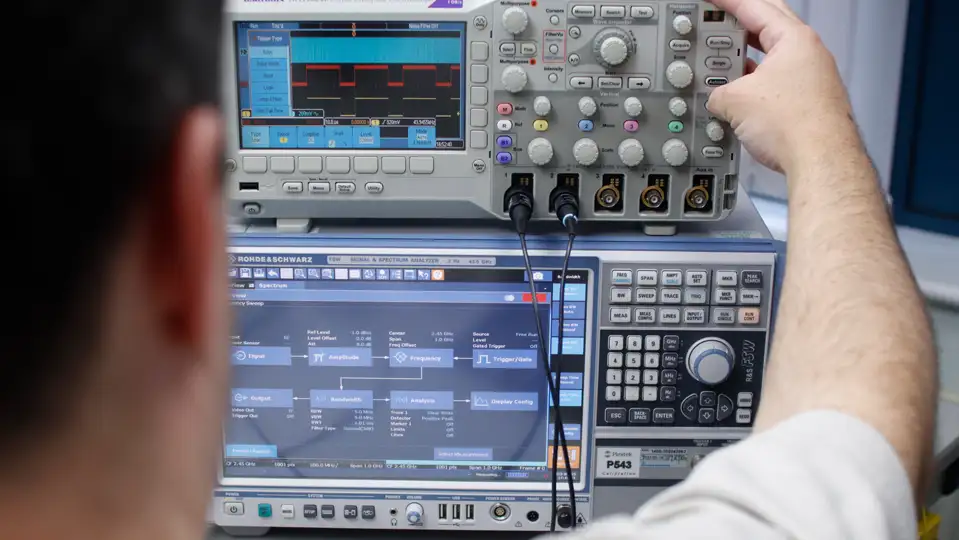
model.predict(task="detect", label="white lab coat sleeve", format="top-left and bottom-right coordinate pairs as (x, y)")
top-left (542, 410), bottom-right (916, 540)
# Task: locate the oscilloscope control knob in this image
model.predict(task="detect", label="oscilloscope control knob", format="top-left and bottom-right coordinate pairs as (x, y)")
top-left (406, 503), bottom-right (425, 525)
top-left (666, 60), bottom-right (694, 89)
top-left (502, 7), bottom-right (529, 34)
top-left (669, 96), bottom-right (689, 117)
top-left (578, 96), bottom-right (598, 117)
top-left (685, 338), bottom-right (735, 386)
top-left (533, 96), bottom-right (552, 116)
top-left (501, 65), bottom-right (528, 93)
top-left (662, 138), bottom-right (689, 166)
top-left (673, 14), bottom-right (694, 35)
top-left (527, 138), bottom-right (554, 166)
top-left (592, 28), bottom-right (634, 67)
top-left (623, 97), bottom-right (643, 117)
top-left (618, 139), bottom-right (645, 167)
top-left (706, 120), bottom-right (726, 142)
top-left (573, 138), bottom-right (600, 167)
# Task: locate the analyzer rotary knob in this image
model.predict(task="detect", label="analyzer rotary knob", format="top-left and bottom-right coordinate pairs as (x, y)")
top-left (573, 138), bottom-right (600, 166)
top-left (706, 120), bottom-right (726, 142)
top-left (592, 28), bottom-right (634, 67)
top-left (618, 139), bottom-right (645, 167)
top-left (501, 65), bottom-right (528, 93)
top-left (669, 97), bottom-right (688, 117)
top-left (527, 137), bottom-right (554, 166)
top-left (623, 97), bottom-right (643, 117)
top-left (578, 96), bottom-right (598, 117)
top-left (666, 60), bottom-right (694, 89)
top-left (406, 503), bottom-right (425, 525)
top-left (673, 14), bottom-right (694, 35)
top-left (685, 338), bottom-right (735, 386)
top-left (662, 138), bottom-right (689, 166)
top-left (533, 96), bottom-right (552, 116)
top-left (502, 7), bottom-right (529, 34)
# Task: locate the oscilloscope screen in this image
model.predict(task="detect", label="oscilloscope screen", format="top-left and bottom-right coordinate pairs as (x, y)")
top-left (235, 21), bottom-right (467, 151)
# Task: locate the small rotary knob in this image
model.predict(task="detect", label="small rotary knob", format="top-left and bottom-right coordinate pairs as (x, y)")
top-left (502, 7), bottom-right (529, 34)
top-left (618, 139), bottom-right (645, 167)
top-left (706, 120), bottom-right (725, 142)
top-left (578, 96), bottom-right (598, 117)
top-left (662, 138), bottom-right (689, 167)
top-left (623, 97), bottom-right (643, 117)
top-left (573, 138), bottom-right (600, 166)
top-left (673, 14), bottom-right (694, 35)
top-left (685, 338), bottom-right (735, 386)
top-left (666, 60), bottom-right (694, 89)
top-left (527, 137), bottom-right (554, 166)
top-left (406, 503), bottom-right (425, 525)
top-left (669, 97), bottom-right (688, 117)
top-left (533, 96), bottom-right (552, 116)
top-left (501, 65), bottom-right (528, 93)
top-left (592, 28), bottom-right (635, 67)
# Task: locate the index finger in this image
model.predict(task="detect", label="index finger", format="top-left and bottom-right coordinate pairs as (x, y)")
top-left (705, 0), bottom-right (798, 50)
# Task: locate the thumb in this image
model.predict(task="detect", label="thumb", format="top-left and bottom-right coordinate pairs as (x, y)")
top-left (705, 82), bottom-right (740, 125)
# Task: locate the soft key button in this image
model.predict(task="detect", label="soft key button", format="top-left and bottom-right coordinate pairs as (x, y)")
top-left (600, 6), bottom-right (626, 18)
top-left (271, 156), bottom-right (295, 173)
top-left (410, 157), bottom-right (434, 174)
top-left (471, 42), bottom-right (489, 60)
top-left (470, 109), bottom-right (489, 127)
top-left (326, 157), bottom-right (351, 174)
top-left (354, 157), bottom-right (378, 174)
top-left (242, 156), bottom-right (267, 173)
top-left (382, 156), bottom-right (406, 174)
top-left (299, 156), bottom-right (323, 173)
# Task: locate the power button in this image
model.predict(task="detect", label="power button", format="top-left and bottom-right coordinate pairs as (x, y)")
top-left (224, 502), bottom-right (244, 516)
top-left (243, 203), bottom-right (261, 216)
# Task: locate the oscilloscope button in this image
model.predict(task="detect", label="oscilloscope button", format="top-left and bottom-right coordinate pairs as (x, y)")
top-left (326, 157), bottom-right (351, 174)
top-left (470, 42), bottom-right (489, 61)
top-left (270, 156), bottom-right (295, 174)
top-left (242, 156), bottom-right (267, 174)
top-left (382, 157), bottom-right (406, 174)
top-left (409, 157), bottom-right (434, 174)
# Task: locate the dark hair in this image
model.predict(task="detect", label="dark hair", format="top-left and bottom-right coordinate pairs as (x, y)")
top-left (2, 1), bottom-right (223, 448)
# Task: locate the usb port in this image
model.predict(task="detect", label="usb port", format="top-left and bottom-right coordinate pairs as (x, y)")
top-left (465, 504), bottom-right (475, 521)
top-left (438, 504), bottom-right (448, 520)
top-left (452, 504), bottom-right (461, 520)
top-left (239, 182), bottom-right (259, 191)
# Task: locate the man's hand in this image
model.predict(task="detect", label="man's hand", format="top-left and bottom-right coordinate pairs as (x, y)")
top-left (706, 0), bottom-right (858, 174)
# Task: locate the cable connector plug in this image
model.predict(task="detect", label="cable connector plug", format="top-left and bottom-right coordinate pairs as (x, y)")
top-left (506, 186), bottom-right (534, 235)
top-left (549, 187), bottom-right (580, 235)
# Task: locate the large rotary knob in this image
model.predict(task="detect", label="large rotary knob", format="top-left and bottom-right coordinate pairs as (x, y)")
top-left (592, 28), bottom-right (635, 67)
top-left (501, 65), bottom-right (528, 93)
top-left (662, 138), bottom-right (689, 166)
top-left (573, 138), bottom-right (600, 166)
top-left (685, 338), bottom-right (735, 386)
top-left (618, 139), bottom-right (645, 167)
top-left (706, 120), bottom-right (726, 142)
top-left (666, 60), bottom-right (694, 89)
top-left (502, 7), bottom-right (529, 34)
top-left (406, 503), bottom-right (425, 525)
top-left (527, 138), bottom-right (554, 166)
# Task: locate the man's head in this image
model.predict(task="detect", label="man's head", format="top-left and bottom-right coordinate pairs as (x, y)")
top-left (4, 1), bottom-right (228, 537)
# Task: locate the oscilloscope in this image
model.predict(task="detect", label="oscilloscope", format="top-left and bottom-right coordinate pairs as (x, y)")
top-left (223, 0), bottom-right (748, 233)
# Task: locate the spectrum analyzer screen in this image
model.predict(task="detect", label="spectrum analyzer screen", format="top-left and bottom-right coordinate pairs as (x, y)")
top-left (235, 22), bottom-right (467, 151)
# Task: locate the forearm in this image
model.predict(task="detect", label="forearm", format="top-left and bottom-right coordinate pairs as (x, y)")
top-left (755, 127), bottom-right (938, 497)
